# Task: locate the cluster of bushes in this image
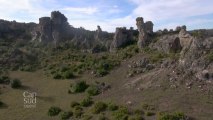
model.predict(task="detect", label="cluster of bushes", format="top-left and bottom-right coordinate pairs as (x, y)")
top-left (143, 47), bottom-right (175, 63)
top-left (207, 51), bottom-right (213, 61)
top-left (0, 76), bottom-right (22, 89)
top-left (46, 46), bottom-right (140, 78)
top-left (0, 76), bottom-right (10, 84)
top-left (157, 112), bottom-right (187, 120)
top-left (48, 99), bottom-right (188, 120)
top-left (53, 67), bottom-right (75, 79)
top-left (118, 45), bottom-right (140, 60)
top-left (48, 106), bottom-right (62, 116)
top-left (48, 106), bottom-right (73, 120)
top-left (112, 106), bottom-right (129, 120)
top-left (68, 81), bottom-right (101, 96)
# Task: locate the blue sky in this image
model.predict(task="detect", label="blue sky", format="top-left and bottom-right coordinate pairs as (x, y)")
top-left (0, 0), bottom-right (213, 32)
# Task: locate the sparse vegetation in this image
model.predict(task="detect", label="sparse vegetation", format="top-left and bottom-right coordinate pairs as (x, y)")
top-left (112, 106), bottom-right (129, 120)
top-left (70, 101), bottom-right (80, 108)
top-left (0, 76), bottom-right (10, 84)
top-left (73, 106), bottom-right (83, 118)
top-left (98, 114), bottom-right (108, 120)
top-left (60, 111), bottom-right (73, 120)
top-left (128, 115), bottom-right (144, 120)
top-left (48, 106), bottom-right (61, 116)
top-left (107, 102), bottom-right (118, 111)
top-left (157, 112), bottom-right (186, 120)
top-left (145, 111), bottom-right (155, 116)
top-left (207, 51), bottom-right (213, 61)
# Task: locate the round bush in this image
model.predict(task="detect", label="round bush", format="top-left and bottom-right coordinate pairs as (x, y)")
top-left (71, 81), bottom-right (88, 93)
top-left (108, 103), bottom-right (118, 111)
top-left (92, 102), bottom-right (107, 114)
top-left (60, 111), bottom-right (73, 120)
top-left (11, 79), bottom-right (22, 88)
top-left (48, 106), bottom-right (61, 116)
top-left (63, 70), bottom-right (75, 79)
top-left (80, 97), bottom-right (93, 107)
top-left (70, 101), bottom-right (80, 108)
top-left (86, 85), bottom-right (99, 96)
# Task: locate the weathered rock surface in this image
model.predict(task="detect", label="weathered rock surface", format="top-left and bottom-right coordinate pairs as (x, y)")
top-left (136, 17), bottom-right (154, 48)
top-left (149, 34), bottom-right (182, 54)
top-left (110, 27), bottom-right (135, 51)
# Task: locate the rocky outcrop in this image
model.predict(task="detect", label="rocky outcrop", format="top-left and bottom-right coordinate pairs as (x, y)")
top-left (110, 27), bottom-right (134, 51)
top-left (33, 11), bottom-right (72, 45)
top-left (0, 20), bottom-right (37, 41)
top-left (38, 17), bottom-right (53, 43)
top-left (149, 34), bottom-right (182, 54)
top-left (136, 17), bottom-right (154, 48)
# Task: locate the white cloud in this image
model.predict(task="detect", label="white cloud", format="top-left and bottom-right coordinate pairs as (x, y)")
top-left (62, 7), bottom-right (98, 15)
top-left (129, 0), bottom-right (213, 21)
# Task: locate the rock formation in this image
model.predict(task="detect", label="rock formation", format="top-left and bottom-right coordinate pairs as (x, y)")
top-left (110, 27), bottom-right (134, 51)
top-left (38, 17), bottom-right (53, 43)
top-left (136, 17), bottom-right (153, 48)
top-left (33, 11), bottom-right (72, 45)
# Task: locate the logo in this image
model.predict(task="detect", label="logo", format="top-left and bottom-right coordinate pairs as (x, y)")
top-left (23, 91), bottom-right (37, 108)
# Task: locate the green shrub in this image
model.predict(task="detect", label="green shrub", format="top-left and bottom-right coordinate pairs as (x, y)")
top-left (70, 101), bottom-right (80, 108)
top-left (73, 106), bottom-right (83, 118)
top-left (63, 70), bottom-right (75, 79)
top-left (71, 81), bottom-right (88, 93)
top-left (145, 111), bottom-right (155, 116)
top-left (86, 85), bottom-right (99, 96)
top-left (92, 102), bottom-right (107, 114)
top-left (207, 51), bottom-right (213, 61)
top-left (96, 69), bottom-right (109, 77)
top-left (11, 79), bottom-right (22, 88)
top-left (82, 115), bottom-right (93, 120)
top-left (0, 101), bottom-right (3, 107)
top-left (142, 103), bottom-right (155, 110)
top-left (60, 111), bottom-right (73, 120)
top-left (98, 114), bottom-right (108, 120)
top-left (80, 97), bottom-right (93, 107)
top-left (112, 106), bottom-right (129, 120)
top-left (158, 112), bottom-right (186, 120)
top-left (134, 109), bottom-right (144, 115)
top-left (53, 73), bottom-right (63, 79)
top-left (128, 115), bottom-right (144, 120)
top-left (0, 76), bottom-right (10, 84)
top-left (48, 106), bottom-right (61, 116)
top-left (107, 103), bottom-right (118, 111)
